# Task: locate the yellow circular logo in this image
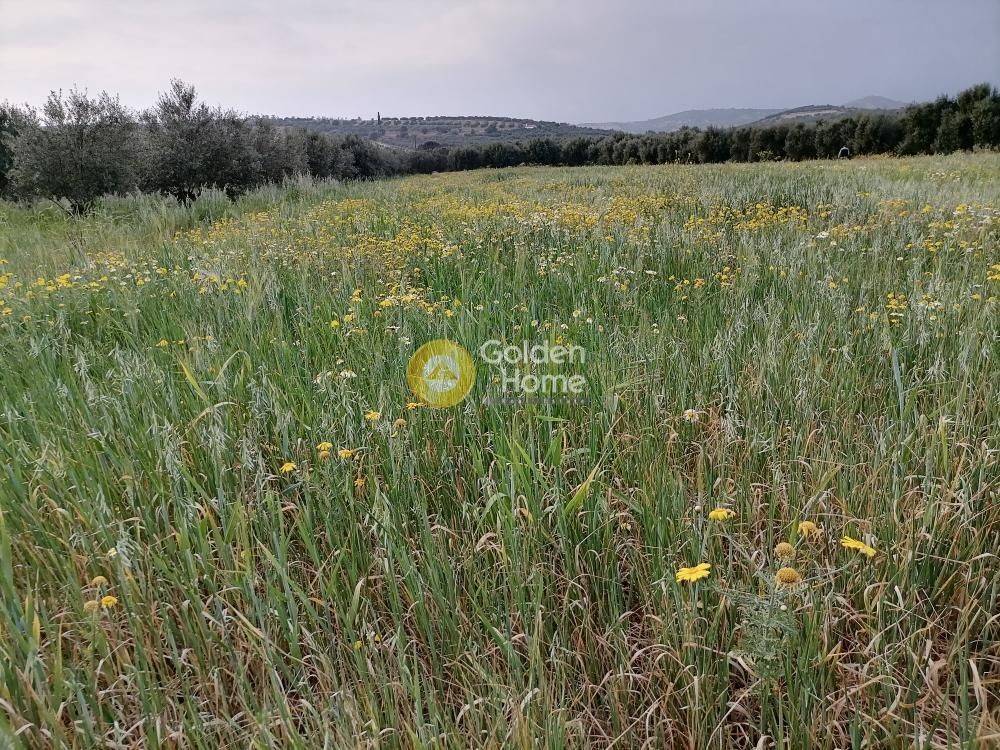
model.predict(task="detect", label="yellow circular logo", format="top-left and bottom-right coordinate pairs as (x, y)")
top-left (407, 339), bottom-right (476, 408)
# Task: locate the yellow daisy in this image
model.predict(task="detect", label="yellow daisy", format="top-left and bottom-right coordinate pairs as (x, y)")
top-left (675, 562), bottom-right (711, 583)
top-left (840, 536), bottom-right (876, 558)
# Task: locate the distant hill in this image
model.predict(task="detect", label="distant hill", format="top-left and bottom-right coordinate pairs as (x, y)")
top-left (583, 96), bottom-right (911, 134)
top-left (843, 95), bottom-right (908, 110)
top-left (269, 115), bottom-right (607, 149)
top-left (272, 96), bottom-right (914, 148)
top-left (582, 108), bottom-right (783, 134)
top-left (748, 102), bottom-right (906, 127)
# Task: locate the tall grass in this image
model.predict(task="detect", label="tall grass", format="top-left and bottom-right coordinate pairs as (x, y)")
top-left (0, 154), bottom-right (997, 748)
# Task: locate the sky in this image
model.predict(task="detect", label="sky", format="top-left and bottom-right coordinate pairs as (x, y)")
top-left (2, 0), bottom-right (998, 123)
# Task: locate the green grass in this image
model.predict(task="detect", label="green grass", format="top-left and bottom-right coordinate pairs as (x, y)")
top-left (0, 155), bottom-right (998, 748)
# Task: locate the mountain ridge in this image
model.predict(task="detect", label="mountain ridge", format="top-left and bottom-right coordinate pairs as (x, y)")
top-left (582, 96), bottom-right (910, 133)
top-left (843, 95), bottom-right (908, 110)
top-left (582, 108), bottom-right (783, 133)
top-left (270, 96), bottom-right (915, 149)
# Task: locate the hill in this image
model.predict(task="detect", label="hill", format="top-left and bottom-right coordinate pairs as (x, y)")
top-left (748, 103), bottom-right (904, 127)
top-left (581, 108), bottom-right (782, 133)
top-left (272, 95), bottom-right (912, 147)
top-left (583, 96), bottom-right (910, 134)
top-left (843, 95), bottom-right (908, 110)
top-left (270, 115), bottom-right (607, 149)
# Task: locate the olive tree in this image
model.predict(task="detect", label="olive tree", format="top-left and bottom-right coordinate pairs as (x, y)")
top-left (9, 89), bottom-right (140, 212)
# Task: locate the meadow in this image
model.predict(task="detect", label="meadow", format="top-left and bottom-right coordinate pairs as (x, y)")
top-left (0, 154), bottom-right (997, 748)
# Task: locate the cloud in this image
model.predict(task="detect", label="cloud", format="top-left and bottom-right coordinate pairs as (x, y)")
top-left (2, 0), bottom-right (997, 121)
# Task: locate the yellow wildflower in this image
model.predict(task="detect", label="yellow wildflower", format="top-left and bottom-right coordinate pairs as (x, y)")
top-left (708, 507), bottom-right (735, 521)
top-left (90, 575), bottom-right (108, 587)
top-left (406, 402), bottom-right (422, 410)
top-left (364, 410), bottom-right (381, 422)
top-left (797, 520), bottom-right (820, 538)
top-left (338, 448), bottom-right (355, 459)
top-left (775, 567), bottom-right (803, 586)
top-left (841, 536), bottom-right (876, 558)
top-left (775, 542), bottom-right (795, 559)
top-left (100, 595), bottom-right (118, 609)
top-left (316, 442), bottom-right (333, 452)
top-left (279, 461), bottom-right (296, 474)
top-left (675, 562), bottom-right (711, 583)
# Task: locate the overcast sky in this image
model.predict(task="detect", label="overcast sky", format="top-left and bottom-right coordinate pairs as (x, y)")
top-left (2, 0), bottom-right (997, 122)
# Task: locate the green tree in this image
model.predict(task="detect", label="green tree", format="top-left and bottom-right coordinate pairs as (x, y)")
top-left (851, 114), bottom-right (903, 155)
top-left (958, 84), bottom-right (1000, 148)
top-left (695, 127), bottom-right (730, 163)
top-left (899, 99), bottom-right (946, 154)
top-left (141, 80), bottom-right (260, 201)
top-left (9, 89), bottom-right (140, 212)
top-left (784, 124), bottom-right (816, 161)
top-left (0, 104), bottom-right (17, 197)
top-left (934, 110), bottom-right (974, 152)
top-left (970, 95), bottom-right (1000, 148)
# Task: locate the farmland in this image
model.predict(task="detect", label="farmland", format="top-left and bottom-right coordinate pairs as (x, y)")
top-left (270, 115), bottom-right (607, 149)
top-left (0, 154), bottom-right (998, 747)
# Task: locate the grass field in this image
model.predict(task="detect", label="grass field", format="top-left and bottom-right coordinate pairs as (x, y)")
top-left (0, 154), bottom-right (998, 748)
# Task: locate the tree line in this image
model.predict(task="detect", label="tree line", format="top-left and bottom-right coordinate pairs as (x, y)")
top-left (411, 83), bottom-right (999, 172)
top-left (0, 81), bottom-right (403, 212)
top-left (1, 81), bottom-right (998, 212)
